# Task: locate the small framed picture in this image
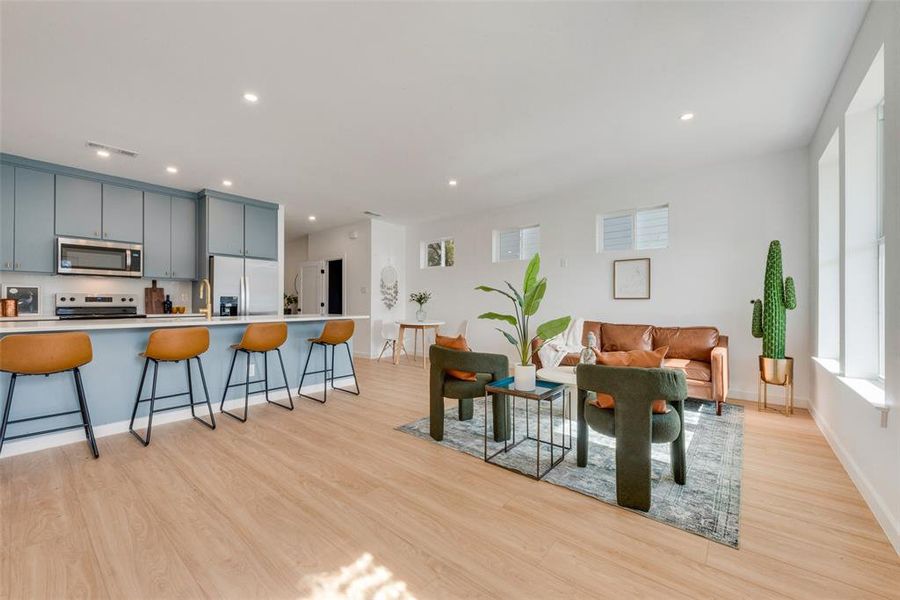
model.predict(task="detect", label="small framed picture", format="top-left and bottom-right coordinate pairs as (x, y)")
top-left (613, 258), bottom-right (651, 299)
top-left (2, 285), bottom-right (41, 315)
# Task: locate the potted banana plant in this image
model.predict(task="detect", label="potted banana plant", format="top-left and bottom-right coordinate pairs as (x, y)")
top-left (476, 254), bottom-right (571, 390)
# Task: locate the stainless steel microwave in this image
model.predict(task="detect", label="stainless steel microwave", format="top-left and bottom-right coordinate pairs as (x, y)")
top-left (57, 237), bottom-right (143, 277)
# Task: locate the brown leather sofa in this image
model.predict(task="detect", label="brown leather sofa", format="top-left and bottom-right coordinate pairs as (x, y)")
top-left (533, 321), bottom-right (729, 415)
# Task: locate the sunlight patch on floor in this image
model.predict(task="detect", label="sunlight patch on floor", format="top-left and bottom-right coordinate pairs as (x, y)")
top-left (302, 553), bottom-right (416, 600)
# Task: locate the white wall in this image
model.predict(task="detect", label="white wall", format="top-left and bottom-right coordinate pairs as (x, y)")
top-left (406, 148), bottom-right (810, 404)
top-left (283, 235), bottom-right (309, 295)
top-left (307, 220), bottom-right (372, 355)
top-left (807, 1), bottom-right (900, 553)
top-left (0, 272), bottom-right (193, 316)
top-left (370, 220), bottom-right (407, 357)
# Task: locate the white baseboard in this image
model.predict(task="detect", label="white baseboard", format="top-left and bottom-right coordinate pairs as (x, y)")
top-left (807, 401), bottom-right (900, 555)
top-left (0, 377), bottom-right (355, 460)
top-left (727, 386), bottom-right (809, 409)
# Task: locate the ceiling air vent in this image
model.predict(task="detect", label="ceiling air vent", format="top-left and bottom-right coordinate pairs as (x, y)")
top-left (86, 141), bottom-right (139, 158)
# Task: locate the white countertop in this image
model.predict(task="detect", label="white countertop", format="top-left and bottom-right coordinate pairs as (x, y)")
top-left (0, 314), bottom-right (369, 334)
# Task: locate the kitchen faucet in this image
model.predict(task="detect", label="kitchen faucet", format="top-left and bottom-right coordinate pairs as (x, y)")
top-left (199, 278), bottom-right (212, 320)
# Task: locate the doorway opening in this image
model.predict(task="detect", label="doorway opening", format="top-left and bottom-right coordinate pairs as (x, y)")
top-left (327, 259), bottom-right (344, 315)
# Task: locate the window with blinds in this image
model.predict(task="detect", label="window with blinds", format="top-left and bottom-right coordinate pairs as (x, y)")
top-left (493, 226), bottom-right (540, 262)
top-left (597, 205), bottom-right (669, 252)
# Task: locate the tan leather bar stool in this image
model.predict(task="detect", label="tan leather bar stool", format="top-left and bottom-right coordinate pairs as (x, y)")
top-left (129, 327), bottom-right (216, 446)
top-left (297, 319), bottom-right (360, 403)
top-left (0, 332), bottom-right (98, 458)
top-left (220, 322), bottom-right (294, 422)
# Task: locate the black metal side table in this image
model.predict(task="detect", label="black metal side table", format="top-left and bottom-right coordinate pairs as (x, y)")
top-left (483, 376), bottom-right (571, 480)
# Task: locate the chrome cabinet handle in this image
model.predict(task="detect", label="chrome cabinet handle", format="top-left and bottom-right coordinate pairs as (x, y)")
top-left (15, 262), bottom-right (20, 269)
top-left (94, 231), bottom-right (99, 236)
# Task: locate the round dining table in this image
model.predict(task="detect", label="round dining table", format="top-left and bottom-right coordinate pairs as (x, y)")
top-left (393, 320), bottom-right (446, 369)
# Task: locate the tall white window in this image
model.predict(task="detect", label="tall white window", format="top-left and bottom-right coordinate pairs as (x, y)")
top-left (842, 46), bottom-right (883, 380)
top-left (493, 225), bottom-right (540, 262)
top-left (597, 205), bottom-right (668, 252)
top-left (420, 238), bottom-right (455, 268)
top-left (817, 131), bottom-right (840, 361)
top-left (876, 100), bottom-right (885, 379)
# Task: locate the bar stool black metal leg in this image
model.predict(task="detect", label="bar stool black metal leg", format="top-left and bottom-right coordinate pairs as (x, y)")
top-left (129, 358), bottom-right (150, 434)
top-left (130, 360), bottom-right (158, 446)
top-left (221, 350), bottom-right (249, 422)
top-left (194, 356), bottom-right (216, 429)
top-left (263, 352), bottom-right (270, 403)
top-left (298, 342), bottom-right (329, 403)
top-left (73, 367), bottom-right (99, 458)
top-left (270, 348), bottom-right (295, 410)
top-left (331, 342), bottom-right (361, 396)
top-left (297, 342), bottom-right (314, 396)
top-left (187, 358), bottom-right (215, 430)
top-left (186, 359), bottom-right (196, 419)
top-left (0, 373), bottom-right (17, 456)
top-left (219, 350), bottom-right (238, 414)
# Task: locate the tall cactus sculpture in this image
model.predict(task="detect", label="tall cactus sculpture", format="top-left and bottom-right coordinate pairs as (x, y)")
top-left (750, 240), bottom-right (797, 359)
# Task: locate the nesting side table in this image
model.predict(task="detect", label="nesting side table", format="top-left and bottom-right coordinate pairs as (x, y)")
top-left (483, 376), bottom-right (570, 480)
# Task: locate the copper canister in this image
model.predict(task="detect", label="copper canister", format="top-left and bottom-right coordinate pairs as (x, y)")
top-left (0, 298), bottom-right (17, 317)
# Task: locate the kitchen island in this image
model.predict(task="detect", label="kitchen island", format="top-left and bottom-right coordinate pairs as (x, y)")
top-left (0, 314), bottom-right (369, 455)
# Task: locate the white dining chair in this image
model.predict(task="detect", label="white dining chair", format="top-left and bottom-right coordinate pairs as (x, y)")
top-left (377, 321), bottom-right (409, 363)
top-left (457, 319), bottom-right (469, 338)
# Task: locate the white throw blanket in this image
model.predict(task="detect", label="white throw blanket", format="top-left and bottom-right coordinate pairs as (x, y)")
top-left (537, 318), bottom-right (585, 368)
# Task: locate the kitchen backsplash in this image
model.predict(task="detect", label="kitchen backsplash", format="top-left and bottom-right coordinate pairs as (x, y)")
top-left (0, 272), bottom-right (193, 316)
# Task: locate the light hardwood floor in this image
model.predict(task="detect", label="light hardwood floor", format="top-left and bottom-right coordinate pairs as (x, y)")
top-left (1, 358), bottom-right (898, 599)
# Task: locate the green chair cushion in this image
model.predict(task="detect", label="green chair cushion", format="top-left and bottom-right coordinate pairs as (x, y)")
top-left (442, 372), bottom-right (492, 399)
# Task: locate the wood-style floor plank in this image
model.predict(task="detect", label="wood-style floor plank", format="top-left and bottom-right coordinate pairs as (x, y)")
top-left (0, 358), bottom-right (898, 599)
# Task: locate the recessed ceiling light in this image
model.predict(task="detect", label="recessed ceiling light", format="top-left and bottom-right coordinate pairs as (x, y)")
top-left (243, 92), bottom-right (259, 103)
top-left (448, 179), bottom-right (458, 187)
top-left (308, 215), bottom-right (316, 221)
top-left (680, 112), bottom-right (695, 121)
top-left (96, 149), bottom-right (110, 158)
top-left (166, 166), bottom-right (178, 174)
top-left (222, 180), bottom-right (233, 187)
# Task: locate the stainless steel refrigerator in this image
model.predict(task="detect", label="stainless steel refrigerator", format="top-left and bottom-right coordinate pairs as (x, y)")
top-left (209, 256), bottom-right (279, 316)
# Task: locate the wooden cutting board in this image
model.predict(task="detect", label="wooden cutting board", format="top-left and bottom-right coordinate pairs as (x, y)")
top-left (144, 282), bottom-right (165, 315)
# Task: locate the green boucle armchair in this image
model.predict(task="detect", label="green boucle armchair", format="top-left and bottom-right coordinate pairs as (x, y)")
top-left (429, 345), bottom-right (509, 442)
top-left (576, 364), bottom-right (688, 512)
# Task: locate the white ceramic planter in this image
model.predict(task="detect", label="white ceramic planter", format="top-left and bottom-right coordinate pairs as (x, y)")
top-left (514, 363), bottom-right (536, 391)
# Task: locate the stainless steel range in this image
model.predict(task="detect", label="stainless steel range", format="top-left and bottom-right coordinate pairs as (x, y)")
top-left (55, 293), bottom-right (143, 320)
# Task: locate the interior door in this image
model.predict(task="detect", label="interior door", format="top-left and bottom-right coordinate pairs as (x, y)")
top-left (298, 260), bottom-right (325, 315)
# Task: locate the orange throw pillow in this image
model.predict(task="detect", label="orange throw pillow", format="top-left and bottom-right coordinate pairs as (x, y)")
top-left (435, 334), bottom-right (477, 381)
top-left (591, 346), bottom-right (670, 414)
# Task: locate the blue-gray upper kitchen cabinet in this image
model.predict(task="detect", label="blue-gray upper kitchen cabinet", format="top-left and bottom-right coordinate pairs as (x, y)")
top-left (12, 167), bottom-right (55, 273)
top-left (0, 165), bottom-right (13, 270)
top-left (244, 204), bottom-right (278, 260)
top-left (56, 175), bottom-right (102, 239)
top-left (207, 196), bottom-right (245, 257)
top-left (102, 184), bottom-right (143, 243)
top-left (143, 192), bottom-right (171, 278)
top-left (170, 196), bottom-right (196, 279)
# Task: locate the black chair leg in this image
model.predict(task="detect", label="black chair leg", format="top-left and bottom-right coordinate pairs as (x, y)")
top-left (130, 360), bottom-right (158, 446)
top-left (221, 350), bottom-right (249, 422)
top-left (0, 373), bottom-right (17, 456)
top-left (331, 342), bottom-right (361, 396)
top-left (299, 342), bottom-right (328, 403)
top-left (195, 357), bottom-right (216, 429)
top-left (266, 349), bottom-right (294, 410)
top-left (129, 358), bottom-right (150, 435)
top-left (73, 368), bottom-right (99, 458)
top-left (187, 358), bottom-right (215, 430)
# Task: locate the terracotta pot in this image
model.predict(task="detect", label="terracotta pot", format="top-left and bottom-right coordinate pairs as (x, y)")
top-left (759, 356), bottom-right (793, 385)
top-left (0, 298), bottom-right (17, 317)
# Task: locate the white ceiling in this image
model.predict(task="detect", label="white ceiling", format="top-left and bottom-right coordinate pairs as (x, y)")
top-left (1, 1), bottom-right (868, 240)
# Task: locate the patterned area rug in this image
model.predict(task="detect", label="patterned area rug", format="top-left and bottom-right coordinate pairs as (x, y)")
top-left (397, 399), bottom-right (743, 547)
